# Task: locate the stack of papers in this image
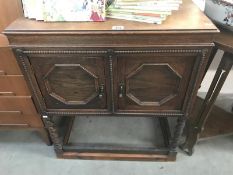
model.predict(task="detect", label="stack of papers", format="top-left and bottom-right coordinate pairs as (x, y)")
top-left (107, 0), bottom-right (183, 24)
top-left (21, 0), bottom-right (106, 22)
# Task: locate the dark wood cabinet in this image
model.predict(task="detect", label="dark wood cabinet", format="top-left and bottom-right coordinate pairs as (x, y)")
top-left (5, 0), bottom-right (218, 161)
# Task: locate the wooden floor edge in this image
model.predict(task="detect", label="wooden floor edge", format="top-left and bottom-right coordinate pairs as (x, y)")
top-left (59, 151), bottom-right (176, 161)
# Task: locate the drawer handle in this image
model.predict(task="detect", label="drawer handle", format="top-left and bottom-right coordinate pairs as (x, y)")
top-left (0, 111), bottom-right (22, 115)
top-left (119, 83), bottom-right (125, 98)
top-left (0, 70), bottom-right (6, 75)
top-left (0, 92), bottom-right (16, 96)
top-left (98, 84), bottom-right (104, 98)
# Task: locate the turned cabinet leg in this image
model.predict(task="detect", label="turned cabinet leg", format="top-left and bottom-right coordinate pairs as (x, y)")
top-left (169, 116), bottom-right (186, 157)
top-left (180, 52), bottom-right (233, 156)
top-left (37, 128), bottom-right (52, 146)
top-left (42, 115), bottom-right (63, 157)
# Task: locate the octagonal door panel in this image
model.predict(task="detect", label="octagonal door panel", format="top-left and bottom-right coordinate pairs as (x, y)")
top-left (28, 53), bottom-right (108, 112)
top-left (116, 52), bottom-right (197, 113)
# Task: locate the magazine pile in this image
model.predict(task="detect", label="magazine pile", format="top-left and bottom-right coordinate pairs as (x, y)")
top-left (107, 0), bottom-right (183, 24)
top-left (21, 0), bottom-right (105, 22)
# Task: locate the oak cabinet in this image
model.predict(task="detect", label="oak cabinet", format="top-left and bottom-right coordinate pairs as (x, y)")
top-left (5, 0), bottom-right (218, 161)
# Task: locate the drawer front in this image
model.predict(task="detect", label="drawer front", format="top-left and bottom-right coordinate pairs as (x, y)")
top-left (0, 113), bottom-right (43, 127)
top-left (0, 97), bottom-right (43, 127)
top-left (0, 112), bottom-right (28, 126)
top-left (0, 47), bottom-right (22, 75)
top-left (0, 76), bottom-right (30, 96)
top-left (0, 97), bottom-right (38, 116)
top-left (115, 48), bottom-right (205, 114)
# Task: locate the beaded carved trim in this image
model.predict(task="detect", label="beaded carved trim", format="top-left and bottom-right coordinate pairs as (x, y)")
top-left (22, 49), bottom-right (202, 55)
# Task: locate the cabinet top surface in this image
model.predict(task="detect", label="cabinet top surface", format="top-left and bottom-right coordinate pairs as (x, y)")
top-left (4, 0), bottom-right (218, 35)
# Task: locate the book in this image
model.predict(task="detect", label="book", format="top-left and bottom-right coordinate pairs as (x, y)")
top-left (108, 8), bottom-right (172, 15)
top-left (22, 0), bottom-right (106, 22)
top-left (107, 0), bottom-right (183, 24)
top-left (21, 0), bottom-right (182, 23)
top-left (107, 14), bottom-right (164, 24)
top-left (113, 0), bottom-right (182, 7)
top-left (107, 11), bottom-right (167, 20)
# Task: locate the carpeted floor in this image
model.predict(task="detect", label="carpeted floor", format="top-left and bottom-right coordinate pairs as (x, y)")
top-left (0, 129), bottom-right (233, 175)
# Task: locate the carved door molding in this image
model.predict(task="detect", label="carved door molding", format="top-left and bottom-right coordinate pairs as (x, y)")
top-left (15, 47), bottom-right (208, 116)
top-left (125, 63), bottom-right (181, 106)
top-left (15, 49), bottom-right (109, 115)
top-left (43, 63), bottom-right (99, 105)
top-left (115, 48), bottom-right (206, 114)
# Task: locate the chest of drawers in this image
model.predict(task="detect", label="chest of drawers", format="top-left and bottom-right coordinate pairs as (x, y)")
top-left (0, 0), bottom-right (50, 144)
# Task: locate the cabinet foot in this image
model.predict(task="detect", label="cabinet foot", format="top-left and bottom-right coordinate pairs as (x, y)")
top-left (179, 121), bottom-right (199, 156)
top-left (179, 143), bottom-right (194, 156)
top-left (170, 116), bottom-right (186, 153)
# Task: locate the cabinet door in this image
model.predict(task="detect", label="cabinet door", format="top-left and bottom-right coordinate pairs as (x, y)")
top-left (22, 50), bottom-right (109, 114)
top-left (116, 49), bottom-right (201, 114)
